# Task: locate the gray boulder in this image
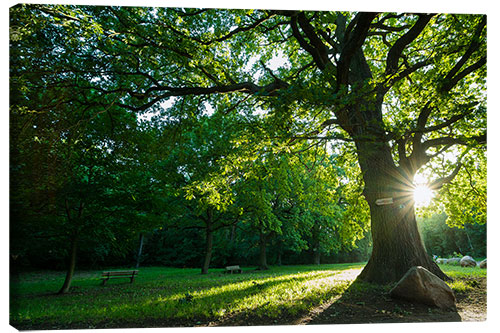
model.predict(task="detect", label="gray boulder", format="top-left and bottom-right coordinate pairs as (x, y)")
top-left (435, 257), bottom-right (461, 265)
top-left (479, 259), bottom-right (487, 269)
top-left (436, 258), bottom-right (446, 264)
top-left (460, 255), bottom-right (477, 267)
top-left (390, 266), bottom-right (456, 309)
top-left (447, 258), bottom-right (461, 265)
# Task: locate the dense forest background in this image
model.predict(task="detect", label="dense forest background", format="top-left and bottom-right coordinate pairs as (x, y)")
top-left (12, 209), bottom-right (485, 271)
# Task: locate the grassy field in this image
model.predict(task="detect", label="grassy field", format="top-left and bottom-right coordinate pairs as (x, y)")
top-left (9, 263), bottom-right (486, 329)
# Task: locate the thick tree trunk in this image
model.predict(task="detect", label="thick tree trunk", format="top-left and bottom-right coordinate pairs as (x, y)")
top-left (357, 198), bottom-right (447, 283)
top-left (355, 142), bottom-right (449, 284)
top-left (58, 233), bottom-right (78, 294)
top-left (258, 229), bottom-right (269, 270)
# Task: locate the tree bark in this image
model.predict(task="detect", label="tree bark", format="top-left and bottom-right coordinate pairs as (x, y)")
top-left (313, 248), bottom-right (321, 265)
top-left (135, 233), bottom-right (145, 269)
top-left (354, 141), bottom-right (449, 284)
top-left (312, 224), bottom-right (321, 265)
top-left (201, 228), bottom-right (213, 274)
top-left (201, 210), bottom-right (214, 275)
top-left (230, 223), bottom-right (236, 243)
top-left (58, 232), bottom-right (78, 294)
top-left (258, 229), bottom-right (269, 270)
top-left (464, 225), bottom-right (474, 253)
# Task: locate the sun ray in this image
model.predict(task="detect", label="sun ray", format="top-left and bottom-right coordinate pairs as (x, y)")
top-left (413, 184), bottom-right (434, 207)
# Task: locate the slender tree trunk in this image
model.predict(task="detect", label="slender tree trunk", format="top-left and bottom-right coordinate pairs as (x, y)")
top-left (58, 232), bottom-right (78, 294)
top-left (313, 226), bottom-right (321, 265)
top-left (464, 225), bottom-right (474, 253)
top-left (276, 239), bottom-right (282, 266)
top-left (201, 228), bottom-right (213, 274)
top-left (59, 200), bottom-right (83, 294)
top-left (355, 142), bottom-right (449, 284)
top-left (135, 233), bottom-right (145, 269)
top-left (230, 223), bottom-right (236, 243)
top-left (201, 210), bottom-right (213, 275)
top-left (313, 248), bottom-right (321, 265)
top-left (258, 229), bottom-right (269, 270)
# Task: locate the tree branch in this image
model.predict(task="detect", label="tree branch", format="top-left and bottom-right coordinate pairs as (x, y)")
top-left (422, 133), bottom-right (486, 150)
top-left (428, 162), bottom-right (462, 190)
top-left (440, 16), bottom-right (486, 91)
top-left (290, 14), bottom-right (327, 70)
top-left (386, 59), bottom-right (431, 86)
top-left (114, 80), bottom-right (289, 112)
top-left (337, 12), bottom-right (378, 87)
top-left (160, 11), bottom-right (275, 46)
top-left (440, 56), bottom-right (486, 92)
top-left (296, 12), bottom-right (331, 69)
top-left (385, 14), bottom-right (434, 76)
top-left (418, 103), bottom-right (479, 133)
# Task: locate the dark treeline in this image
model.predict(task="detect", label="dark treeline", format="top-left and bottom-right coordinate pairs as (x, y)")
top-left (11, 225), bottom-right (373, 271)
top-left (12, 210), bottom-right (486, 273)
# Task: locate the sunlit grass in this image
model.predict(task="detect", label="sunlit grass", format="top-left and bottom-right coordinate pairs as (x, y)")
top-left (10, 264), bottom-right (364, 328)
top-left (11, 262), bottom-right (485, 328)
top-left (440, 264), bottom-right (486, 279)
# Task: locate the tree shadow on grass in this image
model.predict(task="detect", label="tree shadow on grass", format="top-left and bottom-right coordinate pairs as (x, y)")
top-left (305, 279), bottom-right (462, 325)
top-left (11, 269), bottom-right (341, 330)
top-left (12, 266), bottom-right (467, 329)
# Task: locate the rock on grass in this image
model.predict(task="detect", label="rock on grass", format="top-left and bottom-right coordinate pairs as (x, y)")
top-left (389, 266), bottom-right (456, 310)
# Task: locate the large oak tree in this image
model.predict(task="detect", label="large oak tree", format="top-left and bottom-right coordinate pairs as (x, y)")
top-left (10, 4), bottom-right (486, 283)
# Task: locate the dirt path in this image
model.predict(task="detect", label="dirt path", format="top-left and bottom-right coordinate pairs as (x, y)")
top-left (299, 277), bottom-right (486, 325)
top-left (209, 276), bottom-right (486, 326)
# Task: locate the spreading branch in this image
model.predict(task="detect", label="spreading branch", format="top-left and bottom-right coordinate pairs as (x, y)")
top-left (385, 14), bottom-right (434, 76)
top-left (428, 162), bottom-right (462, 190)
top-left (440, 16), bottom-right (486, 92)
top-left (296, 12), bottom-right (331, 69)
top-left (440, 56), bottom-right (486, 93)
top-left (337, 12), bottom-right (378, 87)
top-left (290, 14), bottom-right (328, 70)
top-left (421, 133), bottom-right (486, 150)
top-left (115, 80), bottom-right (289, 112)
top-left (417, 103), bottom-right (479, 133)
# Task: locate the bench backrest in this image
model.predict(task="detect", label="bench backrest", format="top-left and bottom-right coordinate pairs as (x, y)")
top-left (226, 265), bottom-right (240, 270)
top-left (102, 270), bottom-right (138, 276)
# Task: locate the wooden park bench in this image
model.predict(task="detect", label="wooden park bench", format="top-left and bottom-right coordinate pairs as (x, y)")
top-left (101, 270), bottom-right (139, 285)
top-left (225, 265), bottom-right (242, 274)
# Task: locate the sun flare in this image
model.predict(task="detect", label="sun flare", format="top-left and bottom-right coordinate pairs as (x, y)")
top-left (413, 184), bottom-right (434, 207)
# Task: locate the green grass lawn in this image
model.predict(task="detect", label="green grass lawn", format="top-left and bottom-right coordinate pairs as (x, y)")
top-left (439, 264), bottom-right (487, 293)
top-left (9, 263), bottom-right (485, 329)
top-left (10, 263), bottom-right (363, 329)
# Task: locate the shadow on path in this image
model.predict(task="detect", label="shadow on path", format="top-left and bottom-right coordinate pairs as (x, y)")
top-left (303, 279), bottom-right (462, 325)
